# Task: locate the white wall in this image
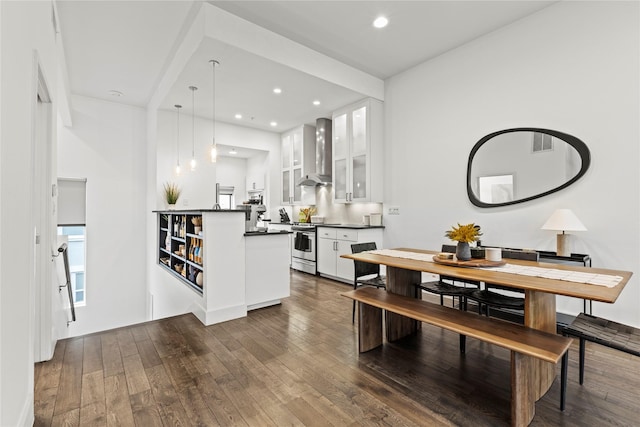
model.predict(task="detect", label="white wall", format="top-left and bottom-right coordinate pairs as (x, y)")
top-left (155, 111), bottom-right (280, 214)
top-left (383, 1), bottom-right (640, 326)
top-left (217, 156), bottom-right (247, 206)
top-left (246, 151), bottom-right (268, 197)
top-left (0, 1), bottom-right (59, 425)
top-left (58, 95), bottom-right (148, 336)
top-left (313, 186), bottom-right (383, 225)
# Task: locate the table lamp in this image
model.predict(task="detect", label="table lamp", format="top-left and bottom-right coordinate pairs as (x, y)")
top-left (541, 209), bottom-right (587, 257)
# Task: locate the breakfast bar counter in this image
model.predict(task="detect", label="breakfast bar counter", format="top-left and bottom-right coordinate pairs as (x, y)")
top-left (153, 210), bottom-right (290, 325)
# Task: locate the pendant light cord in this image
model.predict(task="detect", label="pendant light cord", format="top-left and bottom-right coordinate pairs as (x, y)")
top-left (209, 59), bottom-right (219, 162)
top-left (174, 104), bottom-right (181, 168)
top-left (189, 86), bottom-right (197, 170)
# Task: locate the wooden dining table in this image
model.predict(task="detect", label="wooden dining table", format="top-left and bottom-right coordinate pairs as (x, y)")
top-left (341, 248), bottom-right (633, 402)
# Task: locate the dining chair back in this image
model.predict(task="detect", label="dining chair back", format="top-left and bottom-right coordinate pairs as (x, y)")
top-left (467, 249), bottom-right (539, 317)
top-left (415, 244), bottom-right (480, 308)
top-left (351, 242), bottom-right (386, 323)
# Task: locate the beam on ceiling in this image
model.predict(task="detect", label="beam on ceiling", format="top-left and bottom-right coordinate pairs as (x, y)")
top-left (203, 4), bottom-right (384, 101)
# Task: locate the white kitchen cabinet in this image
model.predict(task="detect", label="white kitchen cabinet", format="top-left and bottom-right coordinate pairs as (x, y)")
top-left (332, 98), bottom-right (383, 203)
top-left (281, 124), bottom-right (316, 205)
top-left (317, 227), bottom-right (383, 283)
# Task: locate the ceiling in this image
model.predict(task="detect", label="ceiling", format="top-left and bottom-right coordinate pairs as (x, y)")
top-left (56, 0), bottom-right (556, 133)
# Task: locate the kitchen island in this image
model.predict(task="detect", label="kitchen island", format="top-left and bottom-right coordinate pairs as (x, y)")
top-left (153, 209), bottom-right (291, 325)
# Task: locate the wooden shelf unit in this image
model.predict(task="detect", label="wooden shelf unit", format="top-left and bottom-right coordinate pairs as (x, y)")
top-left (158, 213), bottom-right (204, 294)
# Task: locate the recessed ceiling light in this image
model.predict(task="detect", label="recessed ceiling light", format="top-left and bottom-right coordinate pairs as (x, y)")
top-left (234, 113), bottom-right (242, 119)
top-left (273, 87), bottom-right (282, 94)
top-left (373, 16), bottom-right (389, 29)
top-left (108, 89), bottom-right (124, 97)
top-left (313, 100), bottom-right (321, 106)
top-left (270, 121), bottom-right (278, 127)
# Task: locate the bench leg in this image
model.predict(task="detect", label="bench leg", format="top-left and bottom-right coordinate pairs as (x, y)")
top-left (511, 351), bottom-right (536, 427)
top-left (560, 351), bottom-right (568, 411)
top-left (358, 302), bottom-right (382, 353)
top-left (385, 267), bottom-right (422, 342)
top-left (579, 337), bottom-right (585, 385)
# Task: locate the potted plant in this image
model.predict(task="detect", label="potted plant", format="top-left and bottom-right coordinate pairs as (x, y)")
top-left (445, 223), bottom-right (482, 261)
top-left (299, 207), bottom-right (317, 223)
top-left (163, 182), bottom-right (181, 209)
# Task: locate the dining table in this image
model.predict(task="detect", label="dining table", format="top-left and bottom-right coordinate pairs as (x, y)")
top-left (341, 247), bottom-right (633, 402)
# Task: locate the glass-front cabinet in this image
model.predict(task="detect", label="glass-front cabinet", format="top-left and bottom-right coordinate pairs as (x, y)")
top-left (332, 98), bottom-right (383, 203)
top-left (281, 124), bottom-right (316, 205)
top-left (333, 113), bottom-right (348, 200)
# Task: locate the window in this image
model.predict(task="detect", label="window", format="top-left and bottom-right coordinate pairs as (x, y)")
top-left (57, 178), bottom-right (87, 306)
top-left (58, 226), bottom-right (86, 305)
top-left (219, 194), bottom-right (233, 209)
top-left (532, 132), bottom-right (553, 153)
top-left (217, 185), bottom-right (235, 209)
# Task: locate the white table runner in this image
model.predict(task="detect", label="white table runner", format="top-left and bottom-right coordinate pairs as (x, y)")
top-left (368, 249), bottom-right (623, 288)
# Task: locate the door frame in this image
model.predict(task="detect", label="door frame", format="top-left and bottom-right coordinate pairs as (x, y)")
top-left (31, 51), bottom-right (56, 362)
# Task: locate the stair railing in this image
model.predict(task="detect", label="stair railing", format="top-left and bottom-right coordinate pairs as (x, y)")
top-left (56, 243), bottom-right (76, 325)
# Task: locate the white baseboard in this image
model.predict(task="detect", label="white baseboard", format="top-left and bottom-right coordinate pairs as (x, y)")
top-left (247, 299), bottom-right (281, 311)
top-left (190, 302), bottom-right (247, 326)
top-left (17, 390), bottom-right (34, 427)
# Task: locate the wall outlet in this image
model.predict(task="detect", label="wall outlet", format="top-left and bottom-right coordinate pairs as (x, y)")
top-left (182, 199), bottom-right (189, 206)
top-left (388, 206), bottom-right (400, 215)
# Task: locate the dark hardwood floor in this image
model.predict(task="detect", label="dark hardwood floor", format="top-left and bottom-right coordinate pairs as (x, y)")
top-left (35, 271), bottom-right (639, 426)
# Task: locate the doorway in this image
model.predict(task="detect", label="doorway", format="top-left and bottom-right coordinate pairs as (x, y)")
top-left (32, 56), bottom-right (57, 362)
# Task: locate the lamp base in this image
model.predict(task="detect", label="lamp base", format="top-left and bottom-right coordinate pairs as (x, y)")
top-left (557, 233), bottom-right (570, 257)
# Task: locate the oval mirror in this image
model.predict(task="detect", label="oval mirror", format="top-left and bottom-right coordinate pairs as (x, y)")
top-left (467, 128), bottom-right (590, 208)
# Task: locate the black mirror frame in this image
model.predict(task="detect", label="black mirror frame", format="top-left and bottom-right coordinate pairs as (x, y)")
top-left (467, 128), bottom-right (591, 208)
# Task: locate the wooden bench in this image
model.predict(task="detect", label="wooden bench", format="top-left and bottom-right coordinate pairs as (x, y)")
top-left (563, 313), bottom-right (640, 385)
top-left (342, 287), bottom-right (573, 427)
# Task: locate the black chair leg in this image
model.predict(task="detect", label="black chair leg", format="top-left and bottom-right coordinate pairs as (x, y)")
top-left (352, 281), bottom-right (358, 323)
top-left (440, 295), bottom-right (444, 306)
top-left (560, 351), bottom-right (568, 410)
top-left (459, 334), bottom-right (466, 354)
top-left (579, 337), bottom-right (585, 385)
top-left (352, 300), bottom-right (356, 323)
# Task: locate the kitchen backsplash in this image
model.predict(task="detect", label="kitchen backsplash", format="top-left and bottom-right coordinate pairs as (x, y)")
top-left (289, 186), bottom-right (383, 225)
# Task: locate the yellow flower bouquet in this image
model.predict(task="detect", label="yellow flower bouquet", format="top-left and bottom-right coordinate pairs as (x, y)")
top-left (445, 223), bottom-right (482, 261)
top-left (445, 223), bottom-right (482, 243)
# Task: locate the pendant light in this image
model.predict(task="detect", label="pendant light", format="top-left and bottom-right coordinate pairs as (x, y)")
top-left (209, 59), bottom-right (219, 163)
top-left (174, 104), bottom-right (182, 175)
top-left (188, 85), bottom-right (198, 171)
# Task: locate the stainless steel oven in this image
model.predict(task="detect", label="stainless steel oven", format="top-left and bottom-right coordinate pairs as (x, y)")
top-left (291, 225), bottom-right (316, 274)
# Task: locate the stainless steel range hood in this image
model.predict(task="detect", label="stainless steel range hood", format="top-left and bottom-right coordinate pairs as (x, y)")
top-left (297, 118), bottom-right (332, 186)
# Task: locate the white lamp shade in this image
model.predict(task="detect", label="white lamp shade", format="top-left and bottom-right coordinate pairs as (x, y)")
top-left (541, 209), bottom-right (587, 232)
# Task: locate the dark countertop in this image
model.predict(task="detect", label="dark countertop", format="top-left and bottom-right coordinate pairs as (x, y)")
top-left (315, 224), bottom-right (385, 230)
top-left (153, 209), bottom-right (246, 213)
top-left (244, 230), bottom-right (293, 236)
